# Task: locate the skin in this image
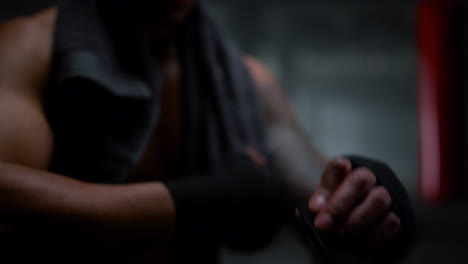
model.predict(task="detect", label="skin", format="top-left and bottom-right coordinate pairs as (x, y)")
top-left (0, 1), bottom-right (400, 262)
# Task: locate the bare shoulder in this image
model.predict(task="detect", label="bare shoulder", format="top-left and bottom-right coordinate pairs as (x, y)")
top-left (0, 8), bottom-right (57, 169)
top-left (242, 55), bottom-right (279, 95)
top-left (242, 55), bottom-right (296, 124)
top-left (0, 7), bottom-right (57, 96)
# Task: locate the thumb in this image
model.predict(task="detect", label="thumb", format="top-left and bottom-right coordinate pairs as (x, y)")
top-left (309, 157), bottom-right (352, 212)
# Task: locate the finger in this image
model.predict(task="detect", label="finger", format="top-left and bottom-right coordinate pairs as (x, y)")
top-left (344, 186), bottom-right (392, 235)
top-left (321, 157), bottom-right (353, 192)
top-left (372, 212), bottom-right (401, 247)
top-left (315, 168), bottom-right (376, 231)
top-left (309, 158), bottom-right (352, 212)
top-left (308, 188), bottom-right (330, 213)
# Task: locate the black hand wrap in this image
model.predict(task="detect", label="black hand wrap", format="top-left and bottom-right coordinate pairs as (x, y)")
top-left (346, 155), bottom-right (416, 259)
top-left (166, 154), bottom-right (291, 252)
top-left (298, 155), bottom-right (415, 264)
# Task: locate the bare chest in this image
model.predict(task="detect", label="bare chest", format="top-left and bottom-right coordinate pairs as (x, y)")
top-left (128, 54), bottom-right (183, 183)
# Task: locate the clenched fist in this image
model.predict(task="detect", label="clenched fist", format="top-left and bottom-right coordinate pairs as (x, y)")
top-left (308, 157), bottom-right (402, 246)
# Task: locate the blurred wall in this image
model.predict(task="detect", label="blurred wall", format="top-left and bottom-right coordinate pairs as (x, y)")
top-left (209, 0), bottom-right (418, 190)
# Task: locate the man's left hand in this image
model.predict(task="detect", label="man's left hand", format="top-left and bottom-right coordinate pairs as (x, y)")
top-left (308, 157), bottom-right (401, 246)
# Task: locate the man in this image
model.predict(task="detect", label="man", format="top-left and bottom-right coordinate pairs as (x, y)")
top-left (0, 0), bottom-right (413, 263)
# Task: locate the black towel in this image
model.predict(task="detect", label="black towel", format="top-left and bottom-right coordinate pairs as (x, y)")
top-left (50, 0), bottom-right (269, 182)
top-left (48, 1), bottom-right (278, 261)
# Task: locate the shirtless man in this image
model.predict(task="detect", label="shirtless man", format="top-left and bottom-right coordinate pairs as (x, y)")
top-left (0, 0), bottom-right (412, 263)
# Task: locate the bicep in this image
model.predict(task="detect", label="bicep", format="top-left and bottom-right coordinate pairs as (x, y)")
top-left (0, 91), bottom-right (53, 169)
top-left (0, 17), bottom-right (54, 169)
top-left (243, 55), bottom-right (297, 126)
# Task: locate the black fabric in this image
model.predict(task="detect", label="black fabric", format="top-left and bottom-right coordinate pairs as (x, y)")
top-left (48, 0), bottom-right (161, 183)
top-left (346, 155), bottom-right (416, 262)
top-left (176, 5), bottom-right (268, 174)
top-left (167, 154), bottom-right (291, 252)
top-left (46, 0), bottom-right (284, 260)
top-left (166, 8), bottom-right (292, 251)
top-left (48, 0), bottom-right (268, 183)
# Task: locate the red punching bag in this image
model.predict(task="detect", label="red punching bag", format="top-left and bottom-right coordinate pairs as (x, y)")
top-left (417, 0), bottom-right (466, 204)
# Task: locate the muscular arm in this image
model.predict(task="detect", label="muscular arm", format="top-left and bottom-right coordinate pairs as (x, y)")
top-left (244, 56), bottom-right (325, 204)
top-left (245, 56), bottom-right (407, 255)
top-left (0, 10), bottom-right (175, 247)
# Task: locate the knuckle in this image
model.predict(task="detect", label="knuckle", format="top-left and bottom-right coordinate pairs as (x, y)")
top-left (370, 186), bottom-right (392, 209)
top-left (349, 168), bottom-right (376, 189)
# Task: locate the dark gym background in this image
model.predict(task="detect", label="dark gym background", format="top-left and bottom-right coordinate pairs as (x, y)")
top-left (1, 1), bottom-right (468, 263)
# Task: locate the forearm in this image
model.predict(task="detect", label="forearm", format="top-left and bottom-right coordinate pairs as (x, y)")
top-left (243, 57), bottom-right (327, 204)
top-left (0, 161), bottom-right (175, 244)
top-left (267, 123), bottom-right (326, 204)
